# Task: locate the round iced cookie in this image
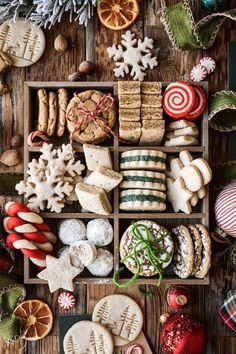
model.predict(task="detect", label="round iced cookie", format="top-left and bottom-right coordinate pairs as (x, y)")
top-left (58, 219), bottom-right (86, 245)
top-left (69, 240), bottom-right (97, 267)
top-left (87, 218), bottom-right (114, 247)
top-left (87, 248), bottom-right (113, 277)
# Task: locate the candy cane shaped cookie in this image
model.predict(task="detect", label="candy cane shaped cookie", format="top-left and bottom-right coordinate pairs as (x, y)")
top-left (6, 233), bottom-right (47, 268)
top-left (126, 344), bottom-right (143, 354)
top-left (5, 202), bottom-right (43, 223)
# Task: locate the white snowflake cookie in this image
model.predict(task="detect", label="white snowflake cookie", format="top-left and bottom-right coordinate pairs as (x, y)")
top-left (87, 219), bottom-right (114, 247)
top-left (107, 30), bottom-right (158, 81)
top-left (87, 248), bottom-right (113, 277)
top-left (58, 219), bottom-right (87, 245)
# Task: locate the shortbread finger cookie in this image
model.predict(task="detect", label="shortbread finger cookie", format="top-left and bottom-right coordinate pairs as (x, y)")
top-left (120, 150), bottom-right (166, 171)
top-left (166, 120), bottom-right (196, 131)
top-left (118, 81), bottom-right (141, 94)
top-left (120, 170), bottom-right (166, 191)
top-left (119, 108), bottom-right (140, 121)
top-left (63, 321), bottom-right (114, 354)
top-left (171, 225), bottom-right (194, 278)
top-left (57, 88), bottom-right (68, 137)
top-left (141, 94), bottom-right (162, 107)
top-left (58, 219), bottom-right (86, 245)
top-left (120, 189), bottom-right (166, 211)
top-left (119, 121), bottom-right (141, 143)
top-left (87, 219), bottom-right (113, 247)
top-left (141, 107), bottom-right (163, 120)
top-left (191, 158), bottom-right (212, 185)
top-left (139, 120), bottom-right (165, 145)
top-left (92, 294), bottom-right (143, 346)
top-left (87, 248), bottom-right (113, 277)
top-left (120, 221), bottom-right (174, 277)
top-left (165, 136), bottom-right (198, 146)
top-left (84, 166), bottom-right (123, 193)
top-left (37, 88), bottom-right (48, 132)
top-left (75, 183), bottom-right (112, 215)
top-left (69, 240), bottom-right (97, 267)
top-left (141, 81), bottom-right (162, 95)
top-left (187, 225), bottom-right (203, 276)
top-left (83, 144), bottom-right (113, 171)
top-left (195, 224), bottom-right (211, 278)
top-left (47, 92), bottom-right (57, 137)
top-left (167, 177), bottom-right (193, 214)
top-left (180, 165), bottom-right (203, 192)
top-left (119, 94), bottom-right (141, 108)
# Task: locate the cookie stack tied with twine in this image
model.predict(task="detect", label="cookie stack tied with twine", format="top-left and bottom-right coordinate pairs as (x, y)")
top-left (119, 149), bottom-right (167, 211)
top-left (166, 150), bottom-right (212, 214)
top-left (118, 81), bottom-right (165, 145)
top-left (37, 88), bottom-right (68, 137)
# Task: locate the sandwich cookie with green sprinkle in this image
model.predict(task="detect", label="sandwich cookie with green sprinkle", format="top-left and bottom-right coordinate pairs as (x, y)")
top-left (120, 189), bottom-right (166, 211)
top-left (120, 149), bottom-right (166, 171)
top-left (120, 170), bottom-right (166, 191)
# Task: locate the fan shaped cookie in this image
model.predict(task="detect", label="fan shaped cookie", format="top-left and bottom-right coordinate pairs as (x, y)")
top-left (92, 294), bottom-right (143, 346)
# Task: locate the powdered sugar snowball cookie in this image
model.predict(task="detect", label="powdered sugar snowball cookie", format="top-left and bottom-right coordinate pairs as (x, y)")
top-left (200, 57), bottom-right (216, 74)
top-left (87, 248), bottom-right (113, 277)
top-left (120, 220), bottom-right (174, 277)
top-left (58, 246), bottom-right (84, 270)
top-left (58, 219), bottom-right (86, 245)
top-left (87, 219), bottom-right (113, 247)
top-left (215, 183), bottom-right (236, 237)
top-left (92, 294), bottom-right (143, 346)
top-left (69, 240), bottom-right (97, 267)
top-left (163, 81), bottom-right (196, 119)
top-left (63, 321), bottom-right (114, 354)
top-left (190, 64), bottom-right (207, 82)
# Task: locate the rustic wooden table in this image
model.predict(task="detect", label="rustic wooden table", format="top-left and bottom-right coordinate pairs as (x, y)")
top-left (0, 1), bottom-right (236, 353)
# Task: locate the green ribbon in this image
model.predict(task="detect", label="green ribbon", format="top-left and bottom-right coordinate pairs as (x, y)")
top-left (160, 0), bottom-right (236, 50)
top-left (209, 91), bottom-right (236, 132)
top-left (113, 223), bottom-right (171, 288)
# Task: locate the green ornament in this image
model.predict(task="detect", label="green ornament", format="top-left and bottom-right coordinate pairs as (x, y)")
top-left (201, 0), bottom-right (225, 13)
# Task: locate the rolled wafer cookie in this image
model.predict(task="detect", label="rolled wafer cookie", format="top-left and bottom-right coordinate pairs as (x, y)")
top-left (37, 89), bottom-right (48, 133)
top-left (120, 170), bottom-right (166, 191)
top-left (120, 150), bottom-right (166, 171)
top-left (47, 92), bottom-right (57, 137)
top-left (57, 88), bottom-right (68, 137)
top-left (120, 189), bottom-right (166, 211)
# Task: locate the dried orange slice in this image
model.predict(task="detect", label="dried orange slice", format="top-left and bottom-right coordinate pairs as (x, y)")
top-left (97, 0), bottom-right (139, 30)
top-left (13, 299), bottom-right (53, 341)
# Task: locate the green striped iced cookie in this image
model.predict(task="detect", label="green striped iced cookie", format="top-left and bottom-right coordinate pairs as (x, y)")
top-left (120, 170), bottom-right (166, 191)
top-left (120, 149), bottom-right (166, 171)
top-left (119, 189), bottom-right (166, 211)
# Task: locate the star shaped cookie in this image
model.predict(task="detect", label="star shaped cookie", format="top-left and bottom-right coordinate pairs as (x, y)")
top-left (167, 177), bottom-right (193, 214)
top-left (37, 253), bottom-right (82, 292)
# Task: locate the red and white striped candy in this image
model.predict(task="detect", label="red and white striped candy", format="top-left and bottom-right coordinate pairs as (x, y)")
top-left (163, 81), bottom-right (196, 119)
top-left (190, 64), bottom-right (207, 82)
top-left (125, 344), bottom-right (143, 354)
top-left (27, 131), bottom-right (51, 147)
top-left (58, 291), bottom-right (76, 310)
top-left (200, 57), bottom-right (216, 74)
top-left (6, 233), bottom-right (47, 268)
top-left (5, 202), bottom-right (43, 224)
top-left (185, 85), bottom-right (207, 120)
top-left (215, 183), bottom-right (236, 237)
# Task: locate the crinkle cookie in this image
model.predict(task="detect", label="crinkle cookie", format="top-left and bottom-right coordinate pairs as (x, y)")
top-left (120, 220), bottom-right (174, 277)
top-left (66, 90), bottom-right (116, 144)
top-left (58, 219), bottom-right (86, 245)
top-left (87, 219), bottom-right (114, 247)
top-left (87, 248), bottom-right (113, 277)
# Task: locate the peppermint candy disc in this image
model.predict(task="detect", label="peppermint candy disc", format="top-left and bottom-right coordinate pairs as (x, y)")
top-left (190, 64), bottom-right (207, 82)
top-left (200, 57), bottom-right (216, 74)
top-left (185, 85), bottom-right (206, 120)
top-left (163, 81), bottom-right (196, 119)
top-left (58, 291), bottom-right (76, 310)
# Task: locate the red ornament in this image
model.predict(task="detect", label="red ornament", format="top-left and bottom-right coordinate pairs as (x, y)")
top-left (160, 313), bottom-right (207, 354)
top-left (166, 286), bottom-right (193, 311)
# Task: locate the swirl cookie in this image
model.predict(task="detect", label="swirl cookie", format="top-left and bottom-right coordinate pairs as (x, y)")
top-left (171, 225), bottom-right (194, 279)
top-left (120, 170), bottom-right (166, 191)
top-left (66, 90), bottom-right (116, 144)
top-left (92, 294), bottom-right (143, 346)
top-left (120, 189), bottom-right (166, 211)
top-left (195, 224), bottom-right (211, 279)
top-left (120, 220), bottom-right (174, 277)
top-left (120, 150), bottom-right (166, 171)
top-left (187, 225), bottom-right (203, 276)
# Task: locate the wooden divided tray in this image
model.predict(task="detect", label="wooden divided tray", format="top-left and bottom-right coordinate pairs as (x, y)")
top-left (23, 81), bottom-right (209, 285)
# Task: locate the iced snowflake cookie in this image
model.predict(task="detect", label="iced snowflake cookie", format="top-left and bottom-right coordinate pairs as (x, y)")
top-left (92, 294), bottom-right (143, 346)
top-left (87, 219), bottom-right (114, 247)
top-left (63, 320), bottom-right (114, 354)
top-left (58, 219), bottom-right (86, 245)
top-left (120, 220), bottom-right (174, 277)
top-left (66, 90), bottom-right (116, 144)
top-left (87, 248), bottom-right (113, 277)
top-left (69, 240), bottom-right (97, 267)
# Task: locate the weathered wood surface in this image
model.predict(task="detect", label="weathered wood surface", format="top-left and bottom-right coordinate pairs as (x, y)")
top-left (0, 1), bottom-right (236, 353)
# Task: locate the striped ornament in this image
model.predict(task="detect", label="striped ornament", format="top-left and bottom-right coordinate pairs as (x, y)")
top-left (215, 183), bottom-right (236, 237)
